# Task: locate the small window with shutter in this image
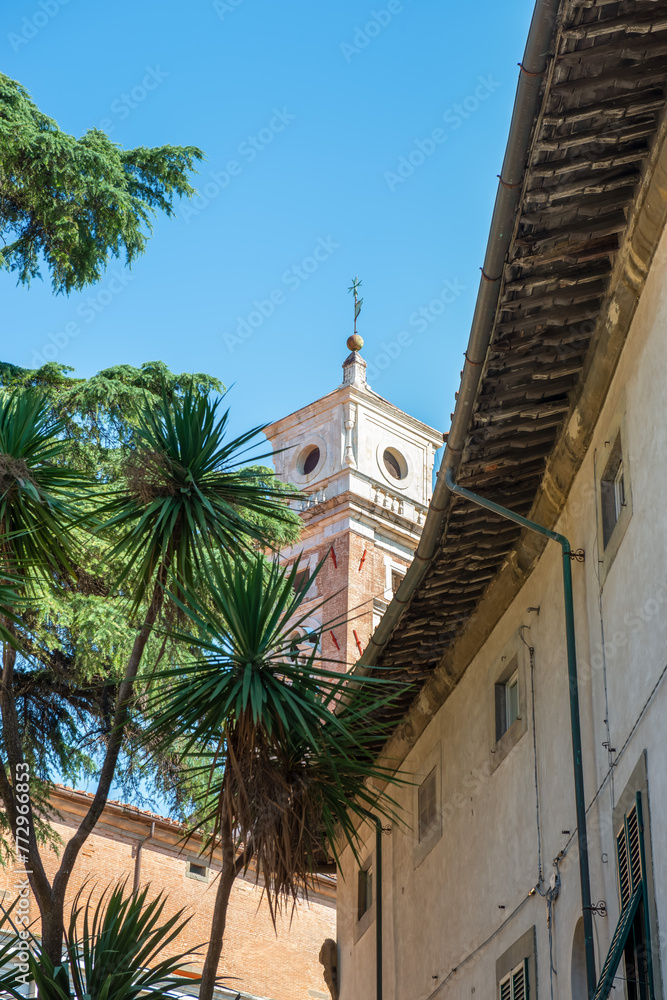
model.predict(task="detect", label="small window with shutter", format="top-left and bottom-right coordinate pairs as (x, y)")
top-left (595, 404), bottom-right (632, 583)
top-left (499, 959), bottom-right (528, 1000)
top-left (418, 768), bottom-right (438, 842)
top-left (413, 745), bottom-right (443, 867)
top-left (496, 927), bottom-right (535, 1000)
top-left (354, 853), bottom-right (376, 941)
top-left (357, 860), bottom-right (373, 921)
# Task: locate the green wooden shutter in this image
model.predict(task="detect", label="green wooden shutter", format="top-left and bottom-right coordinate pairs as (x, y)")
top-left (593, 884), bottom-right (643, 1000)
top-left (593, 791), bottom-right (653, 1000)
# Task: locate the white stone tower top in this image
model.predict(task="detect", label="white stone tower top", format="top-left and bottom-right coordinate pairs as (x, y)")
top-left (341, 337), bottom-right (368, 390)
top-left (263, 334), bottom-right (443, 669)
top-left (264, 336), bottom-right (443, 517)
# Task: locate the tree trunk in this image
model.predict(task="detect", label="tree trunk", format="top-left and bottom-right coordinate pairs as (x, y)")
top-left (199, 817), bottom-right (249, 1000)
top-left (0, 632), bottom-right (54, 926)
top-left (41, 558), bottom-right (171, 964)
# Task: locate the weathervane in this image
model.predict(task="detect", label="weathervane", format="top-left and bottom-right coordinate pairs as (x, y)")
top-left (347, 276), bottom-right (364, 351)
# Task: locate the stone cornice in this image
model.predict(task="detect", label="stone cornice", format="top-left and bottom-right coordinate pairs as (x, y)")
top-left (264, 382), bottom-right (443, 447)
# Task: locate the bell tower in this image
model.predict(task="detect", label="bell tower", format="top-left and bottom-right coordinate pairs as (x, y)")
top-left (264, 337), bottom-right (443, 671)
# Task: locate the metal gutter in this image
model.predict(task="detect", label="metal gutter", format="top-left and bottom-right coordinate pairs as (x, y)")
top-left (133, 820), bottom-right (155, 892)
top-left (444, 467), bottom-right (596, 1000)
top-left (356, 0), bottom-right (561, 673)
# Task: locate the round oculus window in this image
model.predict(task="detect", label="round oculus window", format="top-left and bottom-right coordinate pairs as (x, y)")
top-left (383, 447), bottom-right (407, 481)
top-left (297, 445), bottom-right (321, 476)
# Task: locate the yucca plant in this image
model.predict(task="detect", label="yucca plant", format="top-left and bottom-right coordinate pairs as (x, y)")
top-left (0, 390), bottom-right (93, 965)
top-left (0, 389), bottom-right (89, 648)
top-left (36, 389), bottom-right (297, 961)
top-left (144, 551), bottom-right (410, 1000)
top-left (0, 390), bottom-right (89, 581)
top-left (0, 384), bottom-right (299, 968)
top-left (0, 898), bottom-right (33, 998)
top-left (27, 881), bottom-right (201, 1000)
top-left (100, 387), bottom-right (294, 602)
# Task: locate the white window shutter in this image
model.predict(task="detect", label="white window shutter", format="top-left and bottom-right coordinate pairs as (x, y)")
top-left (499, 960), bottom-right (528, 1000)
top-left (512, 959), bottom-right (527, 1000)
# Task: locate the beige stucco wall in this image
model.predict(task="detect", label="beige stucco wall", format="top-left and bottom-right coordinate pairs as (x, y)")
top-left (337, 216), bottom-right (667, 998)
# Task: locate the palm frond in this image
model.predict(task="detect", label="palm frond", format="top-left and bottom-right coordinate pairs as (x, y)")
top-left (97, 388), bottom-right (297, 606)
top-left (142, 550), bottom-right (413, 924)
top-left (0, 390), bottom-right (90, 584)
top-left (29, 880), bottom-right (202, 1000)
top-left (0, 898), bottom-right (32, 998)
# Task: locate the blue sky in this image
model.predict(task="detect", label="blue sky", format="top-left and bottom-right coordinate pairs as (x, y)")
top-left (2, 0), bottom-right (535, 444)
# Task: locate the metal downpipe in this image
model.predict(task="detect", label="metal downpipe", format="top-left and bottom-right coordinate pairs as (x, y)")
top-left (361, 812), bottom-right (384, 1000)
top-left (444, 467), bottom-right (596, 999)
top-left (375, 816), bottom-right (383, 1000)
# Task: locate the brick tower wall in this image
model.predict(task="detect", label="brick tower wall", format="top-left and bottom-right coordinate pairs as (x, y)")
top-left (294, 526), bottom-right (412, 671)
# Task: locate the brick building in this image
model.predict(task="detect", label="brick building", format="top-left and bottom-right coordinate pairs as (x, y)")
top-left (264, 341), bottom-right (443, 671)
top-left (4, 786), bottom-right (336, 1000)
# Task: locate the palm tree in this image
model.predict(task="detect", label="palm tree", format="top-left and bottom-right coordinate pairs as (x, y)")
top-left (0, 386), bottom-right (295, 967)
top-left (144, 552), bottom-right (409, 1000)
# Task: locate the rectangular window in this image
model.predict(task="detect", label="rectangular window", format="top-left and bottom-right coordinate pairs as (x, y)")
top-left (594, 791), bottom-right (654, 1000)
top-left (505, 670), bottom-right (519, 730)
top-left (499, 959), bottom-right (528, 1000)
top-left (185, 860), bottom-right (209, 882)
top-left (495, 664), bottom-right (520, 742)
top-left (372, 600), bottom-right (387, 631)
top-left (600, 433), bottom-right (625, 549)
top-left (357, 862), bottom-right (373, 921)
top-left (293, 568), bottom-right (310, 593)
top-left (418, 767), bottom-right (438, 842)
top-left (391, 570), bottom-right (404, 595)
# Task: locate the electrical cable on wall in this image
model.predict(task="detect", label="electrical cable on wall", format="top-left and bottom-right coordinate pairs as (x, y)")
top-left (426, 894), bottom-right (532, 998)
top-left (519, 622), bottom-right (543, 888)
top-left (518, 621), bottom-right (558, 1000)
top-left (545, 869), bottom-right (561, 1000)
top-left (592, 448), bottom-right (616, 811)
top-left (556, 654), bottom-right (667, 862)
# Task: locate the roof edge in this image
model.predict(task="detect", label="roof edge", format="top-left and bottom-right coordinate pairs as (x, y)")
top-left (375, 98), bottom-right (667, 771)
top-left (355, 0), bottom-right (562, 674)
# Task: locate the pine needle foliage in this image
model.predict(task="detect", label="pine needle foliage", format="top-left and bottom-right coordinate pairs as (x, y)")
top-left (0, 360), bottom-right (226, 472)
top-left (0, 73), bottom-right (203, 294)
